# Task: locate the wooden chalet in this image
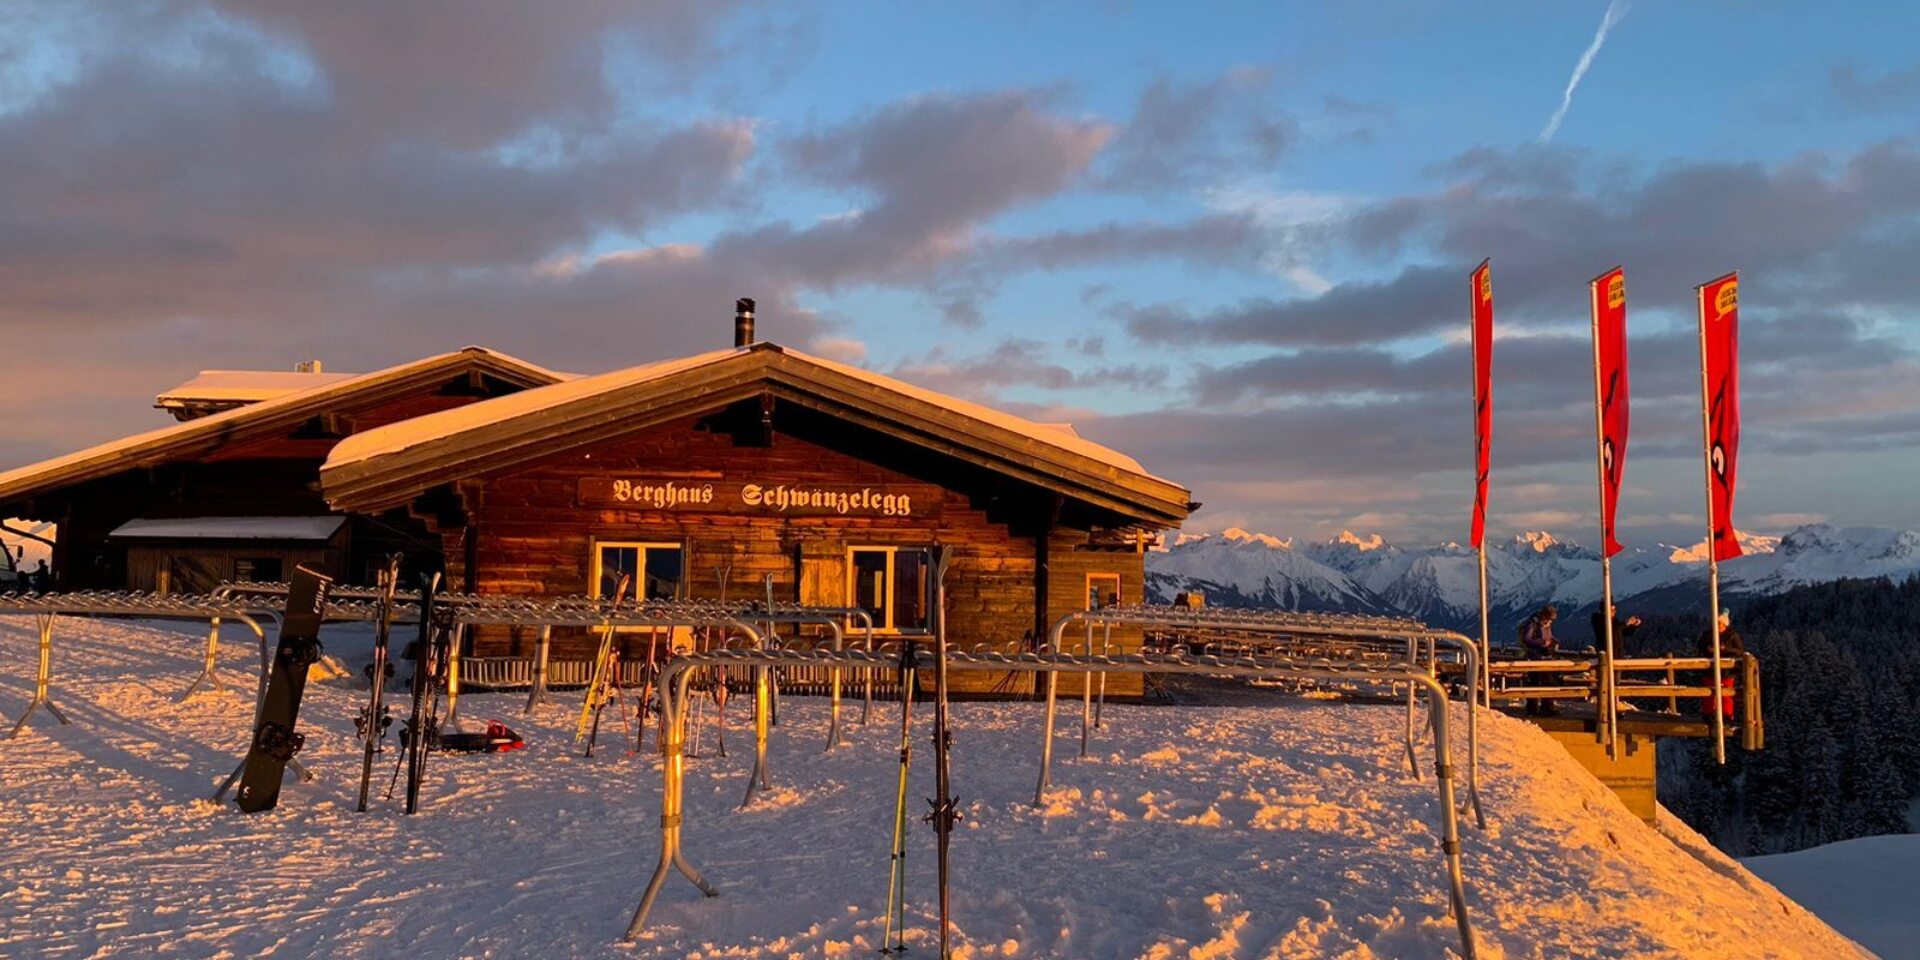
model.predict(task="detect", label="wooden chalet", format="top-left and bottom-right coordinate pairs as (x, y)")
top-left (319, 302), bottom-right (1195, 695)
top-left (0, 348), bottom-right (566, 591)
top-left (1, 303), bottom-right (1193, 696)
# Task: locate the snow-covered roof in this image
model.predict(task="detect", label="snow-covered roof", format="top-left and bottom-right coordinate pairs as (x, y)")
top-left (0, 347), bottom-right (568, 510)
top-left (322, 342), bottom-right (1190, 524)
top-left (155, 370), bottom-right (359, 410)
top-left (109, 516), bottom-right (346, 541)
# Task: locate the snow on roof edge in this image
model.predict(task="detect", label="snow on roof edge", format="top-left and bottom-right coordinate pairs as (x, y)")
top-left (324, 343), bottom-right (1181, 493)
top-left (0, 347), bottom-right (563, 503)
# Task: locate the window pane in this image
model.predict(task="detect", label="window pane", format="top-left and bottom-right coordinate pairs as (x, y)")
top-left (642, 547), bottom-right (683, 601)
top-left (1089, 574), bottom-right (1121, 609)
top-left (852, 550), bottom-right (888, 624)
top-left (893, 549), bottom-right (929, 631)
top-left (598, 546), bottom-right (639, 599)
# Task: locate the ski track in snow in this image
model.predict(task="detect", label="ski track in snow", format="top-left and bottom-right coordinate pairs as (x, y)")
top-left (0, 616), bottom-right (1870, 960)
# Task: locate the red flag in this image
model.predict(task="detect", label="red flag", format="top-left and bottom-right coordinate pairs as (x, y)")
top-left (1590, 267), bottom-right (1629, 558)
top-left (1469, 260), bottom-right (1494, 549)
top-left (1699, 272), bottom-right (1743, 562)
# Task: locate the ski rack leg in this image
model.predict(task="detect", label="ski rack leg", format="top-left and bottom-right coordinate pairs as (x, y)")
top-left (524, 625), bottom-right (552, 714)
top-left (180, 617), bottom-right (224, 701)
top-left (1403, 638), bottom-right (1421, 779)
top-left (444, 622), bottom-right (466, 730)
top-left (859, 615), bottom-right (876, 725)
top-left (825, 619), bottom-right (845, 751)
top-left (1032, 617), bottom-right (1071, 807)
top-left (1094, 621), bottom-right (1110, 730)
top-left (8, 614), bottom-right (71, 739)
top-left (1079, 621), bottom-right (1094, 757)
top-left (1416, 671), bottom-right (1478, 960)
top-left (625, 662), bottom-right (717, 940)
top-left (740, 662), bottom-right (772, 809)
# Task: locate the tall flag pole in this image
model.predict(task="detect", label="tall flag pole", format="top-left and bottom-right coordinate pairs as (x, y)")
top-left (1469, 260), bottom-right (1495, 708)
top-left (1589, 266), bottom-right (1630, 759)
top-left (1697, 271), bottom-right (1742, 764)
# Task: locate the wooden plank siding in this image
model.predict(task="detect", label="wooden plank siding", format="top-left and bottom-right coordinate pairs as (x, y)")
top-left (441, 416), bottom-right (1148, 697)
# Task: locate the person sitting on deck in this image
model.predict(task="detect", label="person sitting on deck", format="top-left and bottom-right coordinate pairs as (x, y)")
top-left (1520, 605), bottom-right (1560, 716)
top-left (1695, 610), bottom-right (1743, 722)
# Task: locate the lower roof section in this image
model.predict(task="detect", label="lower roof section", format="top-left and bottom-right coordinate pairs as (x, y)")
top-left (108, 516), bottom-right (347, 542)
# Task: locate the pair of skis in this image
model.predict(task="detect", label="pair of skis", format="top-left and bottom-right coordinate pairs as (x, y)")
top-left (354, 556), bottom-right (404, 812)
top-left (578, 574), bottom-right (639, 757)
top-left (383, 572), bottom-right (448, 815)
top-left (880, 547), bottom-right (956, 957)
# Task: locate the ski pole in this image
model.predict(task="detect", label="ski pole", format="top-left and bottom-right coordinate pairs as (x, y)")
top-left (881, 639), bottom-right (919, 953)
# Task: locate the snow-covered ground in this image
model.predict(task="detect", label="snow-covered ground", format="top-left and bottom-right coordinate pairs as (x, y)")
top-left (0, 615), bottom-right (1871, 959)
top-left (1746, 835), bottom-right (1920, 960)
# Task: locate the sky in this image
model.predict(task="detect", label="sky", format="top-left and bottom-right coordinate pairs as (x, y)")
top-left (3, 0), bottom-right (1919, 549)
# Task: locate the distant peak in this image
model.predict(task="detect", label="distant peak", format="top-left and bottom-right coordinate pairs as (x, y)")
top-left (1668, 529), bottom-right (1782, 563)
top-left (1333, 530), bottom-right (1387, 551)
top-left (1513, 531), bottom-right (1561, 553)
top-left (1222, 527), bottom-right (1292, 549)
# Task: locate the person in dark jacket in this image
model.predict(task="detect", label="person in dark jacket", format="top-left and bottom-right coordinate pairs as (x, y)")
top-left (1520, 605), bottom-right (1560, 715)
top-left (1590, 608), bottom-right (1644, 651)
top-left (1696, 610), bottom-right (1744, 722)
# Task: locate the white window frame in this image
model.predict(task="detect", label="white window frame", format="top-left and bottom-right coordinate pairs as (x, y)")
top-left (846, 545), bottom-right (931, 634)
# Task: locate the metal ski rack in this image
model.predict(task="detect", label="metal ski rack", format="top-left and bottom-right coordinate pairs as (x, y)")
top-left (0, 591), bottom-right (271, 737)
top-left (1042, 604), bottom-right (1486, 829)
top-left (622, 645), bottom-right (1480, 960)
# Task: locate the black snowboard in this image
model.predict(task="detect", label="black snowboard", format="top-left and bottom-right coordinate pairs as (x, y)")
top-left (234, 565), bottom-right (333, 813)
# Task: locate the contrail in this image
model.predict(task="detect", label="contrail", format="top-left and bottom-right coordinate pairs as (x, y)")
top-left (1539, 0), bottom-right (1630, 143)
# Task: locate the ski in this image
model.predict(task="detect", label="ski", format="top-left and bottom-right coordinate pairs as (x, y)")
top-left (576, 573), bottom-right (632, 756)
top-left (354, 555), bottom-right (403, 813)
top-left (879, 635), bottom-right (920, 954)
top-left (234, 565), bottom-right (333, 813)
top-left (398, 572), bottom-right (443, 815)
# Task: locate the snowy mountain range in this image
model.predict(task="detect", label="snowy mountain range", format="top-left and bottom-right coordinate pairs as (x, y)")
top-left (1146, 523), bottom-right (1920, 639)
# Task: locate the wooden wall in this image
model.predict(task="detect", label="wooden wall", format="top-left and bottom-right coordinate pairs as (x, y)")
top-left (126, 539), bottom-right (344, 594)
top-left (448, 418), bottom-right (1046, 694)
top-left (1043, 529), bottom-right (1147, 697)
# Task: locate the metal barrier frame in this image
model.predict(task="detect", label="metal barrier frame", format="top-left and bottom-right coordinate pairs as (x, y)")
top-left (0, 592), bottom-right (269, 736)
top-left (623, 646), bottom-right (1478, 960)
top-left (1040, 605), bottom-right (1485, 829)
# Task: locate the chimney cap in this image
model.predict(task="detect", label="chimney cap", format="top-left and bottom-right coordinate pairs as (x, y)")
top-left (736, 297), bottom-right (755, 314)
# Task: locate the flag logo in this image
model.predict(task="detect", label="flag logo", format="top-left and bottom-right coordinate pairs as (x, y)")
top-left (1606, 273), bottom-right (1626, 308)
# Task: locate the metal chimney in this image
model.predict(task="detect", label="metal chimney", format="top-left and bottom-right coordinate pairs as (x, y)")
top-left (734, 297), bottom-right (756, 348)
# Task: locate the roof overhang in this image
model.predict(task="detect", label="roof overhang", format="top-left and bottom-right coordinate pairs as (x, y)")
top-left (0, 347), bottom-right (567, 512)
top-left (321, 344), bottom-right (1192, 527)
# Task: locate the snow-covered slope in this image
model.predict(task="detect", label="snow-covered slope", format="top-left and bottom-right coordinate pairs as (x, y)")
top-left (0, 616), bottom-right (1872, 959)
top-left (1149, 523), bottom-right (1920, 633)
top-left (1746, 835), bottom-right (1920, 960)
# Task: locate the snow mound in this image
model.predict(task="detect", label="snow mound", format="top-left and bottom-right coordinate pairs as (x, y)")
top-left (0, 616), bottom-right (1869, 959)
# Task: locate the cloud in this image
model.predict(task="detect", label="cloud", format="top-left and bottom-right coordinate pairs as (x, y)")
top-left (1540, 0), bottom-right (1630, 143)
top-left (1121, 266), bottom-right (1458, 348)
top-left (1098, 69), bottom-right (1294, 190)
top-left (887, 339), bottom-right (1169, 400)
top-left (1830, 61), bottom-right (1920, 112)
